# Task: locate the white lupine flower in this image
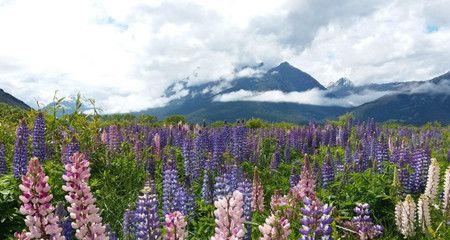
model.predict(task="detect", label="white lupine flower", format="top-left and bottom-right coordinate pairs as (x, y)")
top-left (442, 166), bottom-right (450, 215)
top-left (417, 194), bottom-right (431, 233)
top-left (395, 195), bottom-right (416, 238)
top-left (424, 158), bottom-right (440, 202)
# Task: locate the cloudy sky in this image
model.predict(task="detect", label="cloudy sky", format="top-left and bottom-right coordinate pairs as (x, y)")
top-left (0, 0), bottom-right (449, 113)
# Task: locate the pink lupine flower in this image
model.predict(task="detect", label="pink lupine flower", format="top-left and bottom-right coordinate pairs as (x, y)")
top-left (62, 152), bottom-right (107, 240)
top-left (290, 154), bottom-right (316, 202)
top-left (252, 168), bottom-right (264, 213)
top-left (258, 214), bottom-right (291, 240)
top-left (164, 211), bottom-right (188, 240)
top-left (211, 190), bottom-right (246, 240)
top-left (153, 133), bottom-right (161, 159)
top-left (14, 230), bottom-right (29, 240)
top-left (18, 157), bottom-right (65, 240)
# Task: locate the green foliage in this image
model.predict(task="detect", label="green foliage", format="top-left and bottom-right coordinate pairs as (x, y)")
top-left (245, 118), bottom-right (268, 129)
top-left (0, 175), bottom-right (24, 239)
top-left (164, 115), bottom-right (187, 125)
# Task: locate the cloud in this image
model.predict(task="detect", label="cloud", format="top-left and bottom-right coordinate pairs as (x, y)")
top-left (213, 88), bottom-right (397, 107)
top-left (0, 0), bottom-right (449, 113)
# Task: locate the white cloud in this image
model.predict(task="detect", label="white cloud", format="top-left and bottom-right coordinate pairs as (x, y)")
top-left (0, 0), bottom-right (449, 113)
top-left (213, 88), bottom-right (397, 107)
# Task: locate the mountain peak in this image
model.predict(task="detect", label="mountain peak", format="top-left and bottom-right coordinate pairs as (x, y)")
top-left (328, 77), bottom-right (354, 88)
top-left (270, 61), bottom-right (295, 72)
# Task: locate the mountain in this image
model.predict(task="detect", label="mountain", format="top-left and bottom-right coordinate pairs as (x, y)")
top-left (351, 72), bottom-right (450, 125)
top-left (222, 61), bottom-right (326, 93)
top-left (142, 63), bottom-right (450, 124)
top-left (352, 93), bottom-right (450, 125)
top-left (0, 89), bottom-right (30, 109)
top-left (140, 62), bottom-right (345, 123)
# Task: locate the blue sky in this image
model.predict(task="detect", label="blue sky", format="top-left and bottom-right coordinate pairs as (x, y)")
top-left (0, 0), bottom-right (449, 113)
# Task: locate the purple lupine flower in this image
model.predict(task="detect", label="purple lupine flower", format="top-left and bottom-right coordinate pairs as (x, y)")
top-left (163, 154), bottom-right (186, 215)
top-left (374, 140), bottom-right (387, 173)
top-left (318, 204), bottom-right (333, 239)
top-left (182, 137), bottom-right (195, 178)
top-left (409, 147), bottom-right (430, 193)
top-left (135, 180), bottom-right (161, 240)
top-left (0, 143), bottom-right (7, 175)
top-left (300, 197), bottom-right (333, 240)
top-left (163, 159), bottom-right (178, 215)
top-left (350, 203), bottom-right (383, 239)
top-left (106, 224), bottom-right (118, 240)
top-left (13, 120), bottom-right (29, 179)
top-left (32, 112), bottom-right (46, 162)
top-left (289, 167), bottom-right (300, 188)
top-left (122, 209), bottom-right (136, 238)
top-left (284, 146), bottom-right (291, 163)
top-left (211, 129), bottom-right (225, 170)
top-left (201, 171), bottom-right (213, 204)
top-left (322, 154), bottom-right (335, 188)
top-left (232, 126), bottom-right (247, 163)
top-left (237, 179), bottom-right (253, 240)
top-left (185, 182), bottom-right (195, 216)
top-left (62, 136), bottom-right (80, 165)
top-left (55, 202), bottom-right (75, 240)
top-left (108, 125), bottom-right (122, 153)
top-left (214, 165), bottom-right (241, 200)
top-left (134, 135), bottom-right (143, 163)
top-left (270, 149), bottom-right (281, 170)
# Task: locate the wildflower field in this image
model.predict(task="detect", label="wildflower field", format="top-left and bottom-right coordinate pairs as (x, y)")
top-left (0, 103), bottom-right (449, 240)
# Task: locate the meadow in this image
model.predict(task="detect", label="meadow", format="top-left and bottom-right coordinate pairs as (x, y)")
top-left (0, 102), bottom-right (449, 240)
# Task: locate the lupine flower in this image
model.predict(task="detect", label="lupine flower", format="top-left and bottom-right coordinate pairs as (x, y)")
top-left (299, 197), bottom-right (333, 240)
top-left (18, 157), bottom-right (64, 239)
top-left (153, 133), bottom-right (161, 159)
top-left (134, 136), bottom-right (143, 163)
top-left (291, 155), bottom-right (316, 202)
top-left (13, 120), bottom-right (29, 178)
top-left (417, 194), bottom-right (431, 233)
top-left (214, 166), bottom-right (240, 201)
top-left (106, 225), bottom-right (118, 240)
top-left (289, 167), bottom-right (300, 188)
top-left (164, 211), bottom-right (187, 240)
top-left (409, 147), bottom-right (430, 193)
top-left (135, 179), bottom-right (161, 240)
top-left (202, 171), bottom-right (213, 204)
top-left (237, 180), bottom-right (253, 240)
top-left (122, 209), bottom-right (136, 238)
top-left (62, 152), bottom-right (107, 240)
top-left (270, 149), bottom-right (281, 170)
top-left (322, 154), bottom-right (334, 188)
top-left (252, 168), bottom-right (264, 213)
top-left (186, 180), bottom-right (196, 216)
top-left (211, 190), bottom-right (246, 240)
top-left (182, 137), bottom-right (195, 178)
top-left (424, 158), bottom-right (440, 201)
top-left (347, 203), bottom-right (383, 240)
top-left (443, 166), bottom-right (450, 217)
top-left (258, 214), bottom-right (291, 240)
top-left (55, 202), bottom-right (75, 240)
top-left (61, 137), bottom-right (80, 165)
top-left (32, 112), bottom-right (46, 162)
top-left (108, 125), bottom-right (122, 153)
top-left (395, 195), bottom-right (416, 238)
top-left (0, 143), bottom-right (7, 175)
top-left (163, 157), bottom-right (184, 215)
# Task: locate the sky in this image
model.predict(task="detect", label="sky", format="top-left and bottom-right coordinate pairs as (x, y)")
top-left (0, 0), bottom-right (449, 113)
